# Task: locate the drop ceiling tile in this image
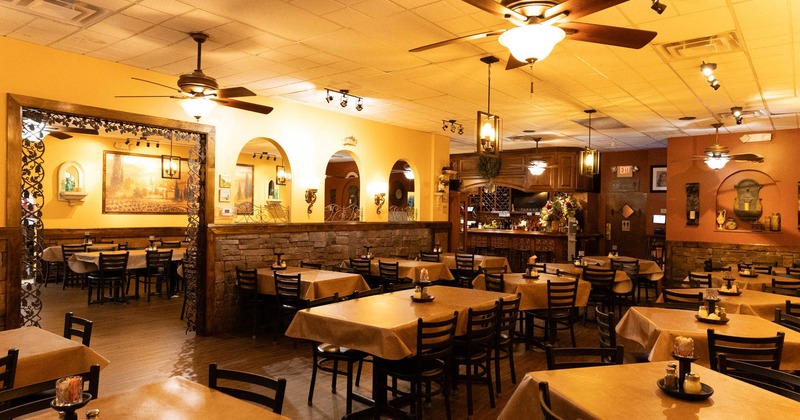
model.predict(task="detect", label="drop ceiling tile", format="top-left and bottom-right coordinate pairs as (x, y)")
top-left (351, 0), bottom-right (404, 18)
top-left (7, 18), bottom-right (76, 45)
top-left (141, 25), bottom-right (187, 43)
top-left (52, 30), bottom-right (122, 53)
top-left (88, 13), bottom-right (153, 39)
top-left (290, 0), bottom-right (347, 15)
top-left (138, 0), bottom-right (194, 16)
top-left (121, 4), bottom-right (172, 24)
top-left (0, 6), bottom-right (36, 35)
top-left (161, 9), bottom-right (231, 33)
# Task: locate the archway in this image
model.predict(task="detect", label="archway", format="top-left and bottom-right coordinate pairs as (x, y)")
top-left (233, 137), bottom-right (291, 223)
top-left (324, 151), bottom-right (361, 222)
top-left (388, 160), bottom-right (416, 221)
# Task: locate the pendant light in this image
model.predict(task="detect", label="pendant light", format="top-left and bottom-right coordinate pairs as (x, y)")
top-left (161, 134), bottom-right (181, 179)
top-left (527, 138), bottom-right (547, 176)
top-left (477, 56), bottom-right (502, 157)
top-left (579, 109), bottom-right (599, 177)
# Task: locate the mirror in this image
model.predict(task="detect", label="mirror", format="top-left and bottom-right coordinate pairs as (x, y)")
top-left (388, 160), bottom-right (415, 221)
top-left (324, 151), bottom-right (360, 221)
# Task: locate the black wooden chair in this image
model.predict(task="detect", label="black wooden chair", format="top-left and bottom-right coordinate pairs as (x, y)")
top-left (61, 244), bottom-right (87, 289)
top-left (349, 258), bottom-right (377, 288)
top-left (451, 303), bottom-right (498, 416)
top-left (582, 266), bottom-right (616, 321)
top-left (718, 355), bottom-right (800, 402)
top-left (529, 279), bottom-right (579, 348)
top-left (787, 300), bottom-right (800, 316)
top-left (0, 364), bottom-right (100, 420)
top-left (208, 363), bottom-right (287, 414)
top-left (160, 240), bottom-right (182, 248)
top-left (63, 312), bottom-right (93, 346)
top-left (707, 329), bottom-right (785, 371)
top-left (774, 308), bottom-right (800, 333)
top-left (492, 294), bottom-right (520, 394)
top-left (419, 251), bottom-right (440, 262)
top-left (763, 277), bottom-right (800, 296)
top-left (235, 267), bottom-right (264, 338)
top-left (483, 271), bottom-right (504, 292)
top-left (662, 289), bottom-right (703, 307)
top-left (545, 344), bottom-right (624, 370)
top-left (137, 250), bottom-right (173, 302)
top-left (377, 312), bottom-right (458, 419)
top-left (785, 267), bottom-right (800, 279)
top-left (300, 261), bottom-right (323, 269)
top-left (86, 252), bottom-right (129, 305)
top-left (0, 349), bottom-right (18, 391)
top-left (378, 260), bottom-right (407, 290)
top-left (274, 271), bottom-right (303, 336)
top-left (596, 303), bottom-right (616, 350)
top-left (455, 253), bottom-right (477, 288)
top-left (538, 382), bottom-right (564, 420)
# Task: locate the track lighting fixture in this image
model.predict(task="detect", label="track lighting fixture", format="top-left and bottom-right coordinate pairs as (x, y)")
top-left (156, 142), bottom-right (159, 148)
top-left (442, 119), bottom-right (464, 135)
top-left (701, 62), bottom-right (721, 90)
top-left (731, 107), bottom-right (743, 125)
top-left (136, 140), bottom-right (140, 146)
top-left (325, 88), bottom-right (364, 111)
top-left (252, 152), bottom-right (279, 160)
top-left (146, 141), bottom-right (150, 147)
top-left (650, 0), bottom-right (666, 14)
top-left (124, 139), bottom-right (130, 145)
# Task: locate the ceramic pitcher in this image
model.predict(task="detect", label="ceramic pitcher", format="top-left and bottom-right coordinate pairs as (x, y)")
top-left (716, 210), bottom-right (726, 228)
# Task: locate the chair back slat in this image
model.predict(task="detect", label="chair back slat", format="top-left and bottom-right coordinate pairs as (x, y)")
top-left (707, 329), bottom-right (785, 370)
top-left (419, 252), bottom-right (440, 262)
top-left (545, 344), bottom-right (624, 370)
top-left (595, 304), bottom-right (616, 348)
top-left (64, 312), bottom-right (93, 346)
top-left (208, 363), bottom-right (287, 414)
top-left (774, 308), bottom-right (800, 333)
top-left (662, 289), bottom-right (703, 304)
top-left (483, 272), bottom-right (504, 292)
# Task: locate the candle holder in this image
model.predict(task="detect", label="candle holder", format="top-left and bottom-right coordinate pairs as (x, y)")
top-left (523, 264), bottom-right (539, 279)
top-left (83, 233), bottom-right (91, 245)
top-left (273, 252), bottom-right (286, 270)
top-left (671, 353), bottom-right (697, 393)
top-left (411, 279), bottom-right (434, 302)
top-left (50, 392), bottom-right (92, 420)
top-left (364, 245), bottom-right (373, 260)
top-left (433, 243), bottom-right (442, 254)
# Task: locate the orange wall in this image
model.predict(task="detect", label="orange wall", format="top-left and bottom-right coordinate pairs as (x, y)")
top-left (667, 128), bottom-right (800, 245)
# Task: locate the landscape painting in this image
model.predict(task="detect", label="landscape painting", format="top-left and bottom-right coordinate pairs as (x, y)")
top-left (103, 151), bottom-right (188, 214)
top-left (234, 164), bottom-right (254, 215)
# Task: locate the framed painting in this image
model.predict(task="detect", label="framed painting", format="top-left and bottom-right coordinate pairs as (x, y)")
top-left (219, 174), bottom-right (232, 188)
top-left (219, 188), bottom-right (231, 202)
top-left (103, 151), bottom-right (188, 214)
top-left (651, 165), bottom-right (667, 192)
top-left (234, 164), bottom-right (254, 214)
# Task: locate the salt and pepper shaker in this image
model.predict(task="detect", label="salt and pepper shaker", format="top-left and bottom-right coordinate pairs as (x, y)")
top-left (663, 363), bottom-right (678, 391)
top-left (683, 372), bottom-right (703, 394)
top-left (86, 409), bottom-right (100, 419)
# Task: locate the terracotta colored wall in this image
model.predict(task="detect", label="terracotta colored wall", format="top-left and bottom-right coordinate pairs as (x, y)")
top-left (667, 128), bottom-right (800, 246)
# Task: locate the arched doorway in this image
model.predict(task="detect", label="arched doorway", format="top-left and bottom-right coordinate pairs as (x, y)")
top-left (233, 138), bottom-right (291, 223)
top-left (324, 151), bottom-right (361, 222)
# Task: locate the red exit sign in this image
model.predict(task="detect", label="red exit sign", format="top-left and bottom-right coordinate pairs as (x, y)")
top-left (617, 165), bottom-right (634, 178)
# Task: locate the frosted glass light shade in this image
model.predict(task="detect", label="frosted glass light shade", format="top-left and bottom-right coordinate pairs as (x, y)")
top-left (179, 97), bottom-right (216, 120)
top-left (705, 156), bottom-right (729, 170)
top-left (498, 24), bottom-right (566, 63)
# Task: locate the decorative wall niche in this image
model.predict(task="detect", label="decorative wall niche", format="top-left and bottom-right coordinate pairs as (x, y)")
top-left (57, 161), bottom-right (88, 206)
top-left (686, 183), bottom-right (699, 226)
top-left (715, 170), bottom-right (778, 232)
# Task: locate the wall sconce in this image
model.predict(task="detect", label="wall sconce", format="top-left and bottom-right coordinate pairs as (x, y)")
top-left (276, 165), bottom-right (288, 185)
top-left (374, 193), bottom-right (386, 214)
top-left (325, 88), bottom-right (364, 111)
top-left (442, 119), bottom-right (464, 135)
top-left (305, 189), bottom-right (317, 214)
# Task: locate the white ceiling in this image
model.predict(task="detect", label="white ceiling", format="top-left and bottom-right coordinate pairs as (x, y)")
top-left (2, 0), bottom-right (798, 154)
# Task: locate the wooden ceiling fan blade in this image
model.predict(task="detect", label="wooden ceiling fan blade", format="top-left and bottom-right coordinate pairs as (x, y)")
top-left (115, 95), bottom-right (184, 99)
top-left (409, 29), bottom-right (506, 52)
top-left (544, 0), bottom-right (628, 22)
top-left (131, 77), bottom-right (181, 93)
top-left (730, 153), bottom-right (764, 163)
top-left (505, 54), bottom-right (529, 70)
top-left (461, 0), bottom-right (527, 23)
top-left (47, 131), bottom-right (71, 140)
top-left (558, 22), bottom-right (657, 49)
top-left (216, 86), bottom-right (256, 98)
top-left (212, 98), bottom-right (274, 115)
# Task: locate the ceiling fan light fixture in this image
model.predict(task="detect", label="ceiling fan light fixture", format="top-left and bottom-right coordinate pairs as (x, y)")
top-left (528, 160), bottom-right (547, 176)
top-left (705, 155), bottom-right (729, 170)
top-left (498, 24), bottom-right (566, 64)
top-left (179, 97), bottom-right (216, 121)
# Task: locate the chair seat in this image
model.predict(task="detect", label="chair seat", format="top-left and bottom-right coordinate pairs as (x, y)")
top-left (378, 357), bottom-right (446, 379)
top-left (317, 343), bottom-right (364, 358)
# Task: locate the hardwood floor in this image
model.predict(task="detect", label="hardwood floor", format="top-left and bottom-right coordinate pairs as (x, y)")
top-left (34, 283), bottom-right (614, 419)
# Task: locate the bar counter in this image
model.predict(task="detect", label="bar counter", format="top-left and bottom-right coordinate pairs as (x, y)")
top-left (466, 229), bottom-right (602, 262)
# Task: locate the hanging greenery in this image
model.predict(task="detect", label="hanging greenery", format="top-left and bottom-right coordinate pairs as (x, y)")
top-left (477, 156), bottom-right (500, 179)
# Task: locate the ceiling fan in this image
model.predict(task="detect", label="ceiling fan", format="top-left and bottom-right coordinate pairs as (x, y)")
top-left (44, 126), bottom-right (98, 140)
top-left (697, 123), bottom-right (764, 169)
top-left (410, 0), bottom-right (657, 69)
top-left (117, 32), bottom-right (273, 118)
top-left (526, 137), bottom-right (555, 175)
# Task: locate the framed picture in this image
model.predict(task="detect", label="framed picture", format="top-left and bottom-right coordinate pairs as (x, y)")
top-left (102, 151), bottom-right (188, 214)
top-left (651, 165), bottom-right (667, 192)
top-left (219, 188), bottom-right (231, 202)
top-left (234, 164), bottom-right (254, 214)
top-left (219, 174), bottom-right (232, 188)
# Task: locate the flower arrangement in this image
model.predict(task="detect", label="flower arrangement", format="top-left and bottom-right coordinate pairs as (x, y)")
top-left (539, 192), bottom-right (582, 227)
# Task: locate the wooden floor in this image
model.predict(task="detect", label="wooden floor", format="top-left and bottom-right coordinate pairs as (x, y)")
top-left (34, 283), bottom-right (616, 419)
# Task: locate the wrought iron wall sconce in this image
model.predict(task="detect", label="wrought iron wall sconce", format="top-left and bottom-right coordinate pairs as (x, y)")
top-left (374, 192), bottom-right (386, 214)
top-left (276, 165), bottom-right (288, 185)
top-left (305, 188), bottom-right (317, 214)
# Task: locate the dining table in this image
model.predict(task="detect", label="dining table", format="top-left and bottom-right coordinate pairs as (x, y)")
top-left (26, 376), bottom-right (289, 419)
top-left (41, 244), bottom-right (118, 262)
top-left (615, 306), bottom-right (800, 369)
top-left (658, 287), bottom-right (800, 320)
top-left (498, 362), bottom-right (800, 420)
top-left (365, 258), bottom-right (456, 282)
top-left (285, 285), bottom-right (515, 417)
top-left (471, 272), bottom-right (591, 311)
top-left (0, 327), bottom-right (109, 398)
top-left (696, 268), bottom-right (776, 291)
top-left (546, 262), bottom-right (632, 293)
top-left (584, 255), bottom-right (664, 290)
top-left (67, 248), bottom-right (186, 274)
top-left (256, 266), bottom-right (370, 299)
top-left (439, 253), bottom-right (510, 271)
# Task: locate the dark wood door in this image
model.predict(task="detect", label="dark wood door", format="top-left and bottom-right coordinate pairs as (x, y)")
top-left (605, 193), bottom-right (648, 259)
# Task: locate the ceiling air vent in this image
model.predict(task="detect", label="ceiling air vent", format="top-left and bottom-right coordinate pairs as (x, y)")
top-left (1, 0), bottom-right (110, 26)
top-left (656, 32), bottom-right (741, 59)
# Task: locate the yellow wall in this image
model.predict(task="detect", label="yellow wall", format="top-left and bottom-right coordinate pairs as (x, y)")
top-left (0, 37), bottom-right (450, 227)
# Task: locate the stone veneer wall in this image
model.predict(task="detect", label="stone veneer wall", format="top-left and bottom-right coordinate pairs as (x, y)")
top-left (206, 222), bottom-right (449, 334)
top-left (0, 228), bottom-right (22, 330)
top-left (666, 240), bottom-right (800, 286)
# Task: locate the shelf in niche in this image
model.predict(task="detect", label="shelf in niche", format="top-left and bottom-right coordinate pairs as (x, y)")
top-left (715, 228), bottom-right (780, 233)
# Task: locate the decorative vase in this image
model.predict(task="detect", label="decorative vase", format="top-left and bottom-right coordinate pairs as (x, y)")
top-left (770, 213), bottom-right (781, 231)
top-left (550, 220), bottom-right (560, 232)
top-left (716, 210), bottom-right (726, 229)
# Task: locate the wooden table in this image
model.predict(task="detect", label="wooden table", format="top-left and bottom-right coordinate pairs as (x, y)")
top-left (471, 272), bottom-right (591, 311)
top-left (27, 376), bottom-right (288, 419)
top-left (41, 244), bottom-right (118, 262)
top-left (658, 287), bottom-right (800, 320)
top-left (615, 306), bottom-right (800, 369)
top-left (695, 270), bottom-right (774, 291)
top-left (439, 253), bottom-right (509, 271)
top-left (0, 327), bottom-right (108, 397)
top-left (67, 248), bottom-right (186, 273)
top-left (367, 258), bottom-right (455, 282)
top-left (547, 262), bottom-right (632, 293)
top-left (498, 363), bottom-right (800, 420)
top-left (256, 266), bottom-right (370, 299)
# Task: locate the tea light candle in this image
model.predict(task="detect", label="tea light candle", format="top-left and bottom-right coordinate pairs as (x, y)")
top-left (149, 236), bottom-right (155, 241)
top-left (528, 255), bottom-right (537, 264)
top-left (420, 268), bottom-right (429, 281)
top-left (673, 336), bottom-right (694, 357)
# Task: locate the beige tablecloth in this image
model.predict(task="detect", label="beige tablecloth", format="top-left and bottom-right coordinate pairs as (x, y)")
top-left (692, 270), bottom-right (774, 291)
top-left (658, 288), bottom-right (800, 320)
top-left (368, 258), bottom-right (455, 281)
top-left (583, 256), bottom-right (664, 280)
top-left (546, 263), bottom-right (632, 293)
top-left (256, 266), bottom-right (370, 299)
top-left (439, 253), bottom-right (510, 271)
top-left (68, 248), bottom-right (186, 273)
top-left (41, 244), bottom-right (118, 262)
top-left (285, 285), bottom-right (514, 360)
top-left (615, 306), bottom-right (800, 369)
top-left (27, 376), bottom-right (288, 419)
top-left (472, 273), bottom-right (591, 311)
top-left (499, 363), bottom-right (800, 420)
top-left (0, 327), bottom-right (109, 389)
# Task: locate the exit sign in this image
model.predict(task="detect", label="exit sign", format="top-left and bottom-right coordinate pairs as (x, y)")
top-left (617, 165), bottom-right (634, 178)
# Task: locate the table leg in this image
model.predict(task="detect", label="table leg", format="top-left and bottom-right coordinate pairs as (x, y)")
top-left (344, 357), bottom-right (412, 420)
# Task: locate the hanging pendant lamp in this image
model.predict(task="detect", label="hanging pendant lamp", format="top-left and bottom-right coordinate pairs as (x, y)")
top-left (161, 134), bottom-right (181, 179)
top-left (477, 56), bottom-right (502, 157)
top-left (579, 109), bottom-right (599, 177)
top-left (527, 138), bottom-right (547, 175)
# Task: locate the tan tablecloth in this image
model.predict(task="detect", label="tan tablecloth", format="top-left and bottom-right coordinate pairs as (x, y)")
top-left (439, 253), bottom-right (510, 271)
top-left (27, 376), bottom-right (288, 419)
top-left (546, 263), bottom-right (632, 293)
top-left (68, 248), bottom-right (186, 273)
top-left (256, 266), bottom-right (370, 299)
top-left (615, 306), bottom-right (800, 369)
top-left (41, 244), bottom-right (117, 262)
top-left (692, 270), bottom-right (774, 291)
top-left (499, 363), bottom-right (800, 420)
top-left (583, 256), bottom-right (664, 280)
top-left (658, 288), bottom-right (800, 320)
top-left (368, 258), bottom-right (455, 281)
top-left (0, 327), bottom-right (109, 389)
top-left (285, 285), bottom-right (514, 360)
top-left (472, 273), bottom-right (591, 311)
